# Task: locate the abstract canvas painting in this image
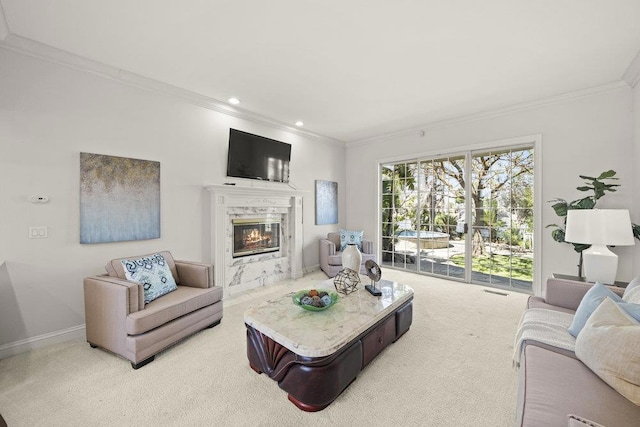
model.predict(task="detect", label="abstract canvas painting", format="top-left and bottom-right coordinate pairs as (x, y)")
top-left (80, 152), bottom-right (160, 244)
top-left (315, 180), bottom-right (338, 225)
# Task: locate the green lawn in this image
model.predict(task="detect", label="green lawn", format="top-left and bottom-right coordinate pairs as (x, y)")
top-left (450, 253), bottom-right (533, 281)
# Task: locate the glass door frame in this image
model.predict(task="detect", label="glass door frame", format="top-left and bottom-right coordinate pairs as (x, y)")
top-left (376, 134), bottom-right (542, 295)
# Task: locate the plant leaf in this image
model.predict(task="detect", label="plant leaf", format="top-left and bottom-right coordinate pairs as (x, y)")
top-left (598, 170), bottom-right (617, 179)
top-left (572, 198), bottom-right (595, 210)
top-left (572, 243), bottom-right (591, 253)
top-left (551, 229), bottom-right (565, 243)
top-left (550, 201), bottom-right (568, 217)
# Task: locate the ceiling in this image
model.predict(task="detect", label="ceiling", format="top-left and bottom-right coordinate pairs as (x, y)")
top-left (1, 1), bottom-right (640, 143)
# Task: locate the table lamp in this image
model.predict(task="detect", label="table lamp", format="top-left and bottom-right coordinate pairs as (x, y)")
top-left (564, 209), bottom-right (634, 284)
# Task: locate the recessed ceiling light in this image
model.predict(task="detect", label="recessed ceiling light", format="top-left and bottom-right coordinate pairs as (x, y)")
top-left (295, 121), bottom-right (304, 127)
top-left (228, 97), bottom-right (240, 105)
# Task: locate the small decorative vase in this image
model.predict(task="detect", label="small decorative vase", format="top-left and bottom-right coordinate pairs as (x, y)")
top-left (342, 244), bottom-right (362, 273)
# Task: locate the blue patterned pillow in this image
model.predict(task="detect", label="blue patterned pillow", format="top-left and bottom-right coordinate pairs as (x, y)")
top-left (122, 253), bottom-right (178, 304)
top-left (568, 282), bottom-right (622, 337)
top-left (339, 229), bottom-right (364, 251)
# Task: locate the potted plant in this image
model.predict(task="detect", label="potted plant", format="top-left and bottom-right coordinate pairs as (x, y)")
top-left (547, 170), bottom-right (640, 277)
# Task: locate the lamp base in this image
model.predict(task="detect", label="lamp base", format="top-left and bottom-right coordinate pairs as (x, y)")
top-left (583, 244), bottom-right (618, 285)
top-left (365, 284), bottom-right (382, 296)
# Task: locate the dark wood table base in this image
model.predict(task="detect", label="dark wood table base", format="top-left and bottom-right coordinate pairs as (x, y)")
top-left (246, 298), bottom-right (413, 411)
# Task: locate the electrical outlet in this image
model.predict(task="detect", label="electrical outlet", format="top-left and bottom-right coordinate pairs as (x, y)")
top-left (29, 226), bottom-right (48, 239)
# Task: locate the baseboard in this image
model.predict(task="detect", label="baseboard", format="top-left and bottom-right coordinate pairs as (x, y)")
top-left (303, 264), bottom-right (320, 275)
top-left (0, 324), bottom-right (86, 359)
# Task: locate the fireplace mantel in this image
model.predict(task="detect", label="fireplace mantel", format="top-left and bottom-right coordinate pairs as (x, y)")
top-left (205, 184), bottom-right (305, 297)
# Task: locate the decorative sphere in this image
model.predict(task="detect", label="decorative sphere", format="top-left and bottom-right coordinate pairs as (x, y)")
top-left (320, 295), bottom-right (332, 306)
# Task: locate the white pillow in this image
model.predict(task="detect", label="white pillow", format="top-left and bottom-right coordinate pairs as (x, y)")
top-left (623, 276), bottom-right (640, 299)
top-left (623, 285), bottom-right (640, 304)
top-left (575, 297), bottom-right (640, 406)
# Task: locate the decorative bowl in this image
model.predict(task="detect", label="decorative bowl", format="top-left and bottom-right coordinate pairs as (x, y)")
top-left (292, 289), bottom-right (339, 311)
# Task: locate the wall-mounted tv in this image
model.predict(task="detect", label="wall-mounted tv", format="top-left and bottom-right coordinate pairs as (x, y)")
top-left (226, 129), bottom-right (291, 183)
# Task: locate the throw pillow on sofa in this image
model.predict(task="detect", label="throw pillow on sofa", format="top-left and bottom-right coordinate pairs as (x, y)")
top-left (623, 285), bottom-right (640, 304)
top-left (339, 229), bottom-right (364, 251)
top-left (122, 253), bottom-right (178, 304)
top-left (575, 297), bottom-right (640, 406)
top-left (623, 276), bottom-right (640, 298)
top-left (568, 282), bottom-right (622, 337)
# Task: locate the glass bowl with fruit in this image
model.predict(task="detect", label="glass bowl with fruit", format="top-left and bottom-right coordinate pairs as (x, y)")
top-left (292, 289), bottom-right (339, 311)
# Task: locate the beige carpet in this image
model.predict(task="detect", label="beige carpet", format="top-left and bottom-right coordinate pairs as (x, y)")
top-left (0, 269), bottom-right (529, 426)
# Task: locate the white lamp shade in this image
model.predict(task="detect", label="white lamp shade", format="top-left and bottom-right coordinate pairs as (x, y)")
top-left (564, 209), bottom-right (635, 284)
top-left (564, 209), bottom-right (634, 246)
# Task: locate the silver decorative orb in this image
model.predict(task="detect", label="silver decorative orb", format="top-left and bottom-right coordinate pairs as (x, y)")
top-left (333, 268), bottom-right (360, 295)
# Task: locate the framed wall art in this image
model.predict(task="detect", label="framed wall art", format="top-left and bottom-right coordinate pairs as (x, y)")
top-left (315, 180), bottom-right (338, 225)
top-left (80, 152), bottom-right (160, 244)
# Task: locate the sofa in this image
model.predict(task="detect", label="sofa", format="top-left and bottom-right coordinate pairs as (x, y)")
top-left (319, 232), bottom-right (376, 277)
top-left (515, 277), bottom-right (640, 426)
top-left (83, 251), bottom-right (223, 369)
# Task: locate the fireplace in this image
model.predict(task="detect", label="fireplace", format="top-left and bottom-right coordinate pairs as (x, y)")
top-left (232, 218), bottom-right (280, 258)
top-left (206, 184), bottom-right (303, 298)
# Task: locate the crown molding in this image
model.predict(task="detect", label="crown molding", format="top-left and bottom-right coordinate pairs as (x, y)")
top-left (348, 81), bottom-right (628, 147)
top-left (622, 48), bottom-right (640, 88)
top-left (3, 28), bottom-right (634, 148)
top-left (0, 33), bottom-right (345, 147)
top-left (0, 2), bottom-right (9, 41)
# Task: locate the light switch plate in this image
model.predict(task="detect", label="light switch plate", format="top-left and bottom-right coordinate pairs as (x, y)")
top-left (29, 226), bottom-right (48, 238)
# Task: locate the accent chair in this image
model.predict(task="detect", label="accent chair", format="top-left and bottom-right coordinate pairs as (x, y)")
top-left (319, 232), bottom-right (376, 277)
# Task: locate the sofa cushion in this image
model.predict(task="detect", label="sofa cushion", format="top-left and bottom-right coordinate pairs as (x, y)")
top-left (575, 297), bottom-right (640, 406)
top-left (623, 276), bottom-right (640, 299)
top-left (519, 345), bottom-right (640, 426)
top-left (126, 285), bottom-right (223, 335)
top-left (327, 253), bottom-right (343, 266)
top-left (527, 296), bottom-right (576, 315)
top-left (339, 229), bottom-right (363, 251)
top-left (623, 285), bottom-right (640, 304)
top-left (106, 250), bottom-right (180, 284)
top-left (122, 253), bottom-right (178, 304)
top-left (568, 282), bottom-right (622, 337)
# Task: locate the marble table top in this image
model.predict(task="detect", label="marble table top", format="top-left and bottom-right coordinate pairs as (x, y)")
top-left (243, 277), bottom-right (414, 357)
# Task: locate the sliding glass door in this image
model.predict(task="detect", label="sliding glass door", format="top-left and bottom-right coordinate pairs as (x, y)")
top-left (380, 145), bottom-right (534, 291)
top-left (469, 148), bottom-right (534, 290)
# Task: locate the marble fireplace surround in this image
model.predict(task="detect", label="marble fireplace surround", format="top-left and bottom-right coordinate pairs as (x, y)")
top-left (205, 184), bottom-right (304, 298)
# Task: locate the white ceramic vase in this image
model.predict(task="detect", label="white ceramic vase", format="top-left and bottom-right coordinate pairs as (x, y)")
top-left (342, 244), bottom-right (362, 273)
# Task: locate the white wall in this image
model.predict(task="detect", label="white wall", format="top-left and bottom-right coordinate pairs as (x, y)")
top-left (0, 48), bottom-right (346, 350)
top-left (345, 86), bottom-right (635, 294)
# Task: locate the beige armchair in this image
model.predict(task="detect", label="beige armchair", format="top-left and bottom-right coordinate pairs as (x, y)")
top-left (83, 251), bottom-right (223, 369)
top-left (319, 232), bottom-right (376, 277)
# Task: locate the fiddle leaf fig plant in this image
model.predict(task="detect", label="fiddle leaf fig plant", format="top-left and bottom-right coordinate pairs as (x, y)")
top-left (547, 169), bottom-right (640, 256)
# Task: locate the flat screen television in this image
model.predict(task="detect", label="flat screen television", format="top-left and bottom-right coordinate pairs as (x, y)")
top-left (226, 129), bottom-right (291, 183)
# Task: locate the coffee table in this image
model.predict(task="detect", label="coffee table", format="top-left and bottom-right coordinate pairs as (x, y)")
top-left (244, 278), bottom-right (414, 411)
